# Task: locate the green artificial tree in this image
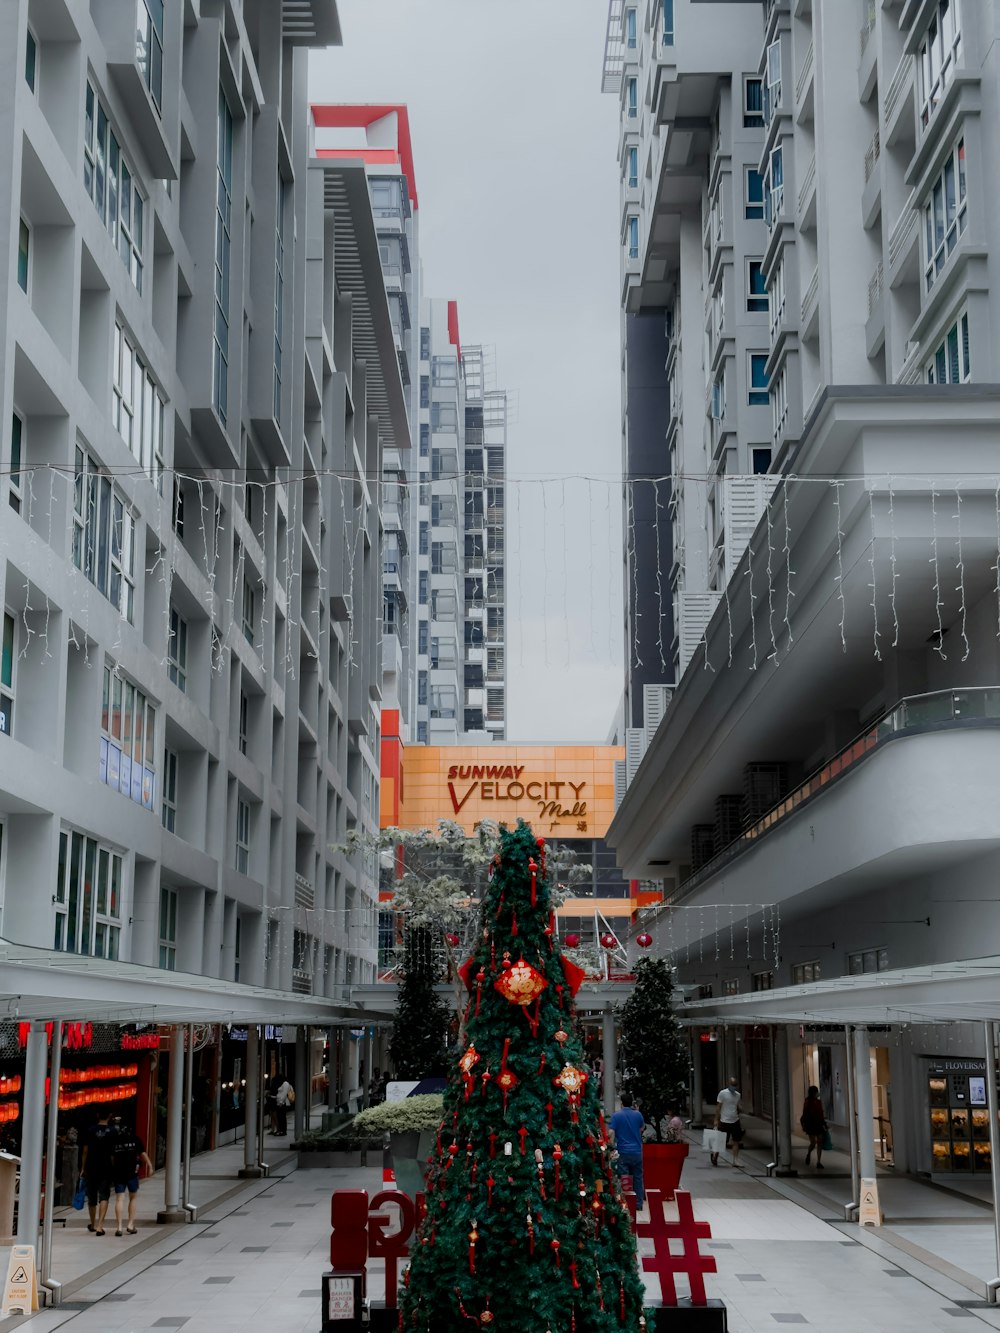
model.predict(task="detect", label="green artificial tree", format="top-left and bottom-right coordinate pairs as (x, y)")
top-left (389, 926), bottom-right (450, 1080)
top-left (618, 956), bottom-right (689, 1142)
top-left (400, 820), bottom-right (646, 1332)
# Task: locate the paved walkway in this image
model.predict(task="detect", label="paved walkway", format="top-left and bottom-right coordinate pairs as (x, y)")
top-left (0, 1125), bottom-right (999, 1331)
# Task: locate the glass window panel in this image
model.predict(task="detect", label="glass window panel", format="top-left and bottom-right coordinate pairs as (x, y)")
top-left (81, 837), bottom-right (96, 954)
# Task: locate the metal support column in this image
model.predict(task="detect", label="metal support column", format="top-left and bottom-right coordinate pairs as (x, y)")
top-left (775, 1025), bottom-right (797, 1176)
top-left (240, 1025), bottom-right (261, 1177)
top-left (854, 1026), bottom-right (876, 1180)
top-left (983, 1022), bottom-right (1000, 1302)
top-left (39, 1021), bottom-right (62, 1306)
top-left (602, 1007), bottom-right (616, 1117)
top-left (18, 1023), bottom-right (47, 1243)
top-left (257, 1027), bottom-right (269, 1174)
top-left (844, 1026), bottom-right (860, 1219)
top-left (690, 1030), bottom-right (704, 1127)
top-left (766, 1026), bottom-right (779, 1174)
top-left (181, 1025), bottom-right (196, 1220)
top-left (157, 1028), bottom-right (186, 1222)
top-left (295, 1027), bottom-right (308, 1139)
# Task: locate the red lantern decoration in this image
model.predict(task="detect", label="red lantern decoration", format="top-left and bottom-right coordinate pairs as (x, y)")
top-left (445, 932), bottom-right (460, 948)
top-left (636, 932), bottom-right (653, 948)
top-left (600, 932), bottom-right (618, 950)
top-left (564, 932), bottom-right (580, 949)
top-left (494, 959), bottom-right (548, 1008)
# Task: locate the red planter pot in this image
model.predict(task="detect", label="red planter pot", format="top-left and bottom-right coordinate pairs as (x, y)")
top-left (642, 1141), bottom-right (689, 1199)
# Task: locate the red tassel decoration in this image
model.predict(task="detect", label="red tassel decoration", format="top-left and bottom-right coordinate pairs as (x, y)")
top-left (526, 1210), bottom-right (534, 1255)
top-left (528, 857), bottom-right (538, 906)
top-left (487, 1174), bottom-right (495, 1207)
top-left (546, 1101), bottom-right (554, 1130)
top-left (511, 909), bottom-right (518, 937)
top-left (518, 1126), bottom-right (528, 1155)
top-left (551, 1237), bottom-right (560, 1269)
top-left (488, 1132), bottom-right (497, 1159)
top-left (553, 1144), bottom-right (563, 1199)
top-left (555, 983), bottom-right (564, 1010)
top-left (475, 969), bottom-right (485, 1017)
top-left (537, 1053), bottom-right (547, 1076)
top-left (468, 1222), bottom-right (478, 1275)
top-left (570, 1261), bottom-right (580, 1290)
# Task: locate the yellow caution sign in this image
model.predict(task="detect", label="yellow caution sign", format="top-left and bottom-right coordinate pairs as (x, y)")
top-left (859, 1177), bottom-right (883, 1227)
top-left (2, 1243), bottom-right (38, 1313)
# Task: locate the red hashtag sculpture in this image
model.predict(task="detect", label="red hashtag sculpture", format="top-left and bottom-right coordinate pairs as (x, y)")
top-left (637, 1189), bottom-right (717, 1306)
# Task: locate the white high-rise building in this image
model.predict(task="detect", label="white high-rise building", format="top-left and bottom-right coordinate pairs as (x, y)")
top-left (607, 0), bottom-right (1000, 1187)
top-left (0, 0), bottom-right (407, 1028)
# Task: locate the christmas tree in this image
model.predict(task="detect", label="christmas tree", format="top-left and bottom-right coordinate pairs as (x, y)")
top-left (619, 957), bottom-right (689, 1142)
top-left (389, 926), bottom-right (450, 1080)
top-left (400, 820), bottom-right (646, 1332)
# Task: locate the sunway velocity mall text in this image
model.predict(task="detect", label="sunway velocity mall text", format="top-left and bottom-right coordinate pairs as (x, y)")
top-left (447, 766), bottom-right (588, 822)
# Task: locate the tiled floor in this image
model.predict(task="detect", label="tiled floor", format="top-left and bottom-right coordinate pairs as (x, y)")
top-left (4, 1131), bottom-right (1000, 1331)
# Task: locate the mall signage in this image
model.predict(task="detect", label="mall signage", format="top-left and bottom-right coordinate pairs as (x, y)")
top-left (447, 764), bottom-right (588, 826)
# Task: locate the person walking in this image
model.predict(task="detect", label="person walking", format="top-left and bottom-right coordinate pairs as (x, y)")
top-left (275, 1075), bottom-right (294, 1136)
top-left (110, 1117), bottom-right (153, 1236)
top-left (80, 1111), bottom-right (115, 1235)
top-left (713, 1075), bottom-right (745, 1167)
top-left (800, 1084), bottom-right (827, 1168)
top-left (609, 1091), bottom-right (646, 1209)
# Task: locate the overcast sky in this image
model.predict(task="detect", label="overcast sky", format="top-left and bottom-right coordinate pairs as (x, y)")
top-left (309, 0), bottom-right (625, 744)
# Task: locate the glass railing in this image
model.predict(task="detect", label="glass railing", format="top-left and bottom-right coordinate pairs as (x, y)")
top-left (683, 687), bottom-right (1000, 892)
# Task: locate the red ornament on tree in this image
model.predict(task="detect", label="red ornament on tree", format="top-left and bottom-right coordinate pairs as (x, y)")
top-left (636, 932), bottom-right (653, 948)
top-left (494, 958), bottom-right (548, 1007)
top-left (564, 932), bottom-right (580, 948)
top-left (446, 932), bottom-right (461, 948)
top-left (600, 932), bottom-right (619, 950)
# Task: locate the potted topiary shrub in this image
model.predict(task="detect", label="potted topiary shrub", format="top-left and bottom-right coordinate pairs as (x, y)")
top-left (352, 1094), bottom-right (445, 1196)
top-left (619, 955), bottom-right (691, 1198)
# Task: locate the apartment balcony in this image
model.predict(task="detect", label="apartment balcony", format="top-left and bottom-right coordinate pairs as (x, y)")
top-left (887, 194), bottom-right (919, 287)
top-left (646, 697), bottom-right (1000, 941)
top-left (609, 388), bottom-right (1000, 883)
top-left (794, 40), bottom-right (814, 124)
top-left (796, 154), bottom-right (816, 233)
top-left (800, 264), bottom-right (819, 342)
top-left (861, 128), bottom-right (881, 229)
top-left (866, 259), bottom-right (885, 357)
top-left (883, 50), bottom-right (915, 148)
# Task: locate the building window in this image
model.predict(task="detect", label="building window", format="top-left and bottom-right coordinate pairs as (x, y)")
top-left (158, 886), bottom-right (177, 970)
top-left (417, 721), bottom-right (428, 743)
top-left (74, 448), bottom-right (136, 622)
top-left (167, 606), bottom-right (188, 691)
top-left (791, 960), bottom-right (821, 984)
top-left (744, 77), bottom-right (764, 128)
top-left (627, 215), bottom-right (639, 260)
top-left (745, 167), bottom-right (764, 220)
top-left (236, 798), bottom-right (251, 874)
top-left (722, 978), bottom-right (740, 996)
top-left (274, 173), bottom-right (285, 422)
top-left (242, 577), bottom-right (256, 645)
top-left (83, 83), bottom-right (145, 292)
top-left (419, 422), bottom-right (429, 457)
top-left (923, 137), bottom-right (966, 293)
top-left (239, 689), bottom-right (249, 755)
top-left (764, 39), bottom-right (782, 125)
top-left (847, 948), bottom-right (889, 975)
top-left (113, 323), bottom-right (165, 488)
top-left (627, 145), bottom-right (638, 190)
top-left (214, 88), bottom-right (233, 423)
top-left (627, 77), bottom-right (638, 119)
top-left (419, 521), bottom-right (429, 556)
top-left (919, 0), bottom-right (961, 131)
top-left (432, 356), bottom-right (458, 387)
top-left (9, 413), bottom-right (22, 515)
top-left (55, 830), bottom-right (123, 958)
top-left (752, 970), bottom-right (773, 991)
top-left (16, 218), bottom-right (29, 295)
top-left (418, 621), bottom-right (429, 656)
top-left (764, 147), bottom-right (783, 228)
top-left (136, 0), bottom-right (164, 110)
top-left (420, 327), bottom-right (430, 361)
top-left (747, 259), bottom-right (767, 313)
top-left (101, 664), bottom-right (156, 809)
top-left (926, 310), bottom-right (971, 384)
top-left (751, 446), bottom-right (772, 475)
top-left (626, 7), bottom-right (637, 48)
top-left (162, 747), bottom-right (178, 832)
top-left (419, 572), bottom-right (428, 605)
top-left (431, 402), bottom-right (458, 432)
top-left (662, 0), bottom-right (674, 45)
top-left (417, 672), bottom-right (428, 706)
top-left (25, 25), bottom-right (37, 92)
top-left (486, 687), bottom-right (504, 721)
top-left (711, 372), bottom-right (726, 421)
top-left (1, 613), bottom-right (14, 737)
top-left (420, 375), bottom-right (429, 408)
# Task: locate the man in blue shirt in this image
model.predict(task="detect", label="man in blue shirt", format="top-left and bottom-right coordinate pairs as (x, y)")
top-left (609, 1091), bottom-right (646, 1208)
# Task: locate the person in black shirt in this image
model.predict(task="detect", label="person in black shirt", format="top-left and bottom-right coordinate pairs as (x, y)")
top-left (80, 1112), bottom-right (115, 1235)
top-left (110, 1116), bottom-right (153, 1236)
